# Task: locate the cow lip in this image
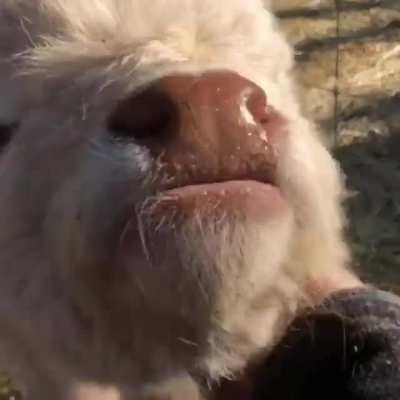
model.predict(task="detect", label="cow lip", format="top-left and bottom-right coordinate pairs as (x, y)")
top-left (172, 176), bottom-right (273, 188)
top-left (159, 167), bottom-right (278, 194)
top-left (163, 179), bottom-right (279, 197)
top-left (117, 179), bottom-right (287, 257)
top-left (140, 178), bottom-right (289, 227)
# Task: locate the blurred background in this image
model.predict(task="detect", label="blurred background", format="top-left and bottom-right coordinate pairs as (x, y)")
top-left (273, 0), bottom-right (400, 292)
top-left (1, 0), bottom-right (400, 398)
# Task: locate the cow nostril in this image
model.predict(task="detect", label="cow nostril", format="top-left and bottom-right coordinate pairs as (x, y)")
top-left (246, 88), bottom-right (270, 126)
top-left (0, 122), bottom-right (18, 149)
top-left (108, 89), bottom-right (179, 144)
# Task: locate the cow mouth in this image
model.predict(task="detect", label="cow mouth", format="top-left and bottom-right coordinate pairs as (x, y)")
top-left (166, 179), bottom-right (278, 197)
top-left (155, 177), bottom-right (288, 221)
top-left (117, 174), bottom-right (288, 260)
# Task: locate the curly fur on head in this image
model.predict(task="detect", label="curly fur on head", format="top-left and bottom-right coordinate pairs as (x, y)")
top-left (0, 1), bottom-right (351, 399)
top-left (1, 0), bottom-right (295, 115)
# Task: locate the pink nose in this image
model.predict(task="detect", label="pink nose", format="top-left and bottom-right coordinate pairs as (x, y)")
top-left (108, 70), bottom-right (287, 188)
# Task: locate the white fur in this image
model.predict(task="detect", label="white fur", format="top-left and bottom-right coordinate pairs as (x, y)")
top-left (0, 1), bottom-right (351, 399)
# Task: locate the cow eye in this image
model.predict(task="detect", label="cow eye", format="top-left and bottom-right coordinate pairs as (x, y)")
top-left (0, 122), bottom-right (18, 148)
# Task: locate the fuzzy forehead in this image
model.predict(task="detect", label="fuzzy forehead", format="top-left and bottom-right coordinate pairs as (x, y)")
top-left (9, 0), bottom-right (293, 89)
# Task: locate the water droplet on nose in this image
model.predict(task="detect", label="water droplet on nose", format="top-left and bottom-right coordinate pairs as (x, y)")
top-left (248, 132), bottom-right (253, 136)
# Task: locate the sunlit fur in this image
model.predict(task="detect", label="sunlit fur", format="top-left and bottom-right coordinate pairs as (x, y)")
top-left (0, 1), bottom-right (350, 399)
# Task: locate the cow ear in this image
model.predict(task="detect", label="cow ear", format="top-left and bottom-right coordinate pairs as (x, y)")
top-left (0, 122), bottom-right (18, 149)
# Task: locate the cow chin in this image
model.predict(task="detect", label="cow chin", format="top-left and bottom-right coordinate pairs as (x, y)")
top-left (129, 189), bottom-right (297, 379)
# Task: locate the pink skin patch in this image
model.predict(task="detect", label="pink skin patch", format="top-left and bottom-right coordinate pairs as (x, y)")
top-left (163, 180), bottom-right (289, 222)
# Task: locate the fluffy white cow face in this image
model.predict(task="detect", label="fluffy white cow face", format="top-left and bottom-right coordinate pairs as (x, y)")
top-left (0, 0), bottom-right (350, 390)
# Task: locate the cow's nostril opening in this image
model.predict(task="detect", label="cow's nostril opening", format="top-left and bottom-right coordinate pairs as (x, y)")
top-left (246, 88), bottom-right (270, 125)
top-left (108, 89), bottom-right (179, 144)
top-left (0, 122), bottom-right (18, 149)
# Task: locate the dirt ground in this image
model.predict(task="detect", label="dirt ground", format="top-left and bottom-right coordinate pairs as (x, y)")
top-left (1, 1), bottom-right (400, 398)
